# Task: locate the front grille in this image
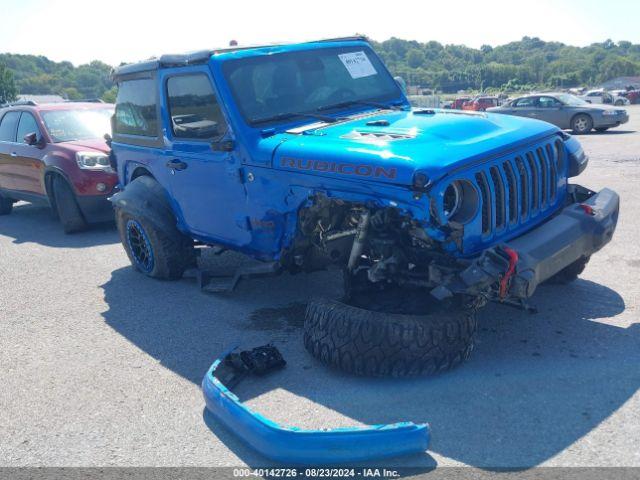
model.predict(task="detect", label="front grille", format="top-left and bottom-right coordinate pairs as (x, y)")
top-left (475, 172), bottom-right (492, 235)
top-left (475, 138), bottom-right (565, 238)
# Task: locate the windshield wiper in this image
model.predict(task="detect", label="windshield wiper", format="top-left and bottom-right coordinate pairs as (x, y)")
top-left (250, 111), bottom-right (338, 126)
top-left (317, 100), bottom-right (404, 112)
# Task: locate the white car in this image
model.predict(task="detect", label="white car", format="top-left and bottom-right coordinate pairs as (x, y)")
top-left (580, 89), bottom-right (630, 106)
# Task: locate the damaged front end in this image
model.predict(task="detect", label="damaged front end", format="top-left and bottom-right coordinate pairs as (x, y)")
top-left (282, 180), bottom-right (619, 313)
top-left (202, 345), bottom-right (431, 464)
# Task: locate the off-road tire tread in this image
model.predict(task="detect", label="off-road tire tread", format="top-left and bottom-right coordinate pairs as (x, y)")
top-left (303, 298), bottom-right (477, 377)
top-left (116, 209), bottom-right (195, 280)
top-left (52, 176), bottom-right (87, 233)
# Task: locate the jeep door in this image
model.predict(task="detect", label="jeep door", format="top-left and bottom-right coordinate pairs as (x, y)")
top-left (161, 70), bottom-right (250, 245)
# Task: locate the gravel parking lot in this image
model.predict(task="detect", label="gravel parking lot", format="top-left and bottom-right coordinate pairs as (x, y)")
top-left (1, 107), bottom-right (639, 469)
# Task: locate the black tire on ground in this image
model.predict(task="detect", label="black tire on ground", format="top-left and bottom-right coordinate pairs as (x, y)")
top-left (0, 191), bottom-right (13, 215)
top-left (303, 297), bottom-right (477, 377)
top-left (545, 256), bottom-right (590, 285)
top-left (116, 209), bottom-right (195, 280)
top-left (571, 114), bottom-right (593, 134)
top-left (615, 100), bottom-right (624, 106)
top-left (52, 175), bottom-right (87, 233)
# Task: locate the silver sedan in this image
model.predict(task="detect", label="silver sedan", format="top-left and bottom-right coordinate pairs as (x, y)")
top-left (487, 93), bottom-right (629, 134)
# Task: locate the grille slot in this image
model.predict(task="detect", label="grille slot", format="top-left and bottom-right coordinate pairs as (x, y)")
top-left (475, 172), bottom-right (492, 235)
top-left (515, 156), bottom-right (529, 219)
top-left (489, 166), bottom-right (506, 230)
top-left (554, 139), bottom-right (565, 176)
top-left (526, 152), bottom-right (539, 212)
top-left (536, 147), bottom-right (548, 207)
top-left (546, 143), bottom-right (557, 200)
top-left (502, 161), bottom-right (518, 224)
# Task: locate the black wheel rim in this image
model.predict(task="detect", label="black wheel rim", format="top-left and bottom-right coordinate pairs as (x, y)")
top-left (126, 219), bottom-right (154, 273)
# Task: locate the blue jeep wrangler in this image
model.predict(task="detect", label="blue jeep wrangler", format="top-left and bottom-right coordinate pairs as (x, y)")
top-left (110, 37), bottom-right (619, 377)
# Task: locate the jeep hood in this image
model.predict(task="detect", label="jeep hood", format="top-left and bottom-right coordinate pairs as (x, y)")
top-left (270, 109), bottom-right (558, 185)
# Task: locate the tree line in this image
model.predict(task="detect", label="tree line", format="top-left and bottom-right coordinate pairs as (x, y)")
top-left (370, 37), bottom-right (640, 92)
top-left (2, 36), bottom-right (640, 104)
top-left (0, 53), bottom-right (117, 104)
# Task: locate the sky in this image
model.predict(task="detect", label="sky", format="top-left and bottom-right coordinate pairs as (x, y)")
top-left (1, 0), bottom-right (639, 66)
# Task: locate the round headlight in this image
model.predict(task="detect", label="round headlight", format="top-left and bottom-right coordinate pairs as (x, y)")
top-left (442, 180), bottom-right (479, 224)
top-left (443, 182), bottom-right (462, 219)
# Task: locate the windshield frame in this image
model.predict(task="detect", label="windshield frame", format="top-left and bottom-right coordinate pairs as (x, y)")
top-left (220, 45), bottom-right (405, 128)
top-left (40, 107), bottom-right (114, 143)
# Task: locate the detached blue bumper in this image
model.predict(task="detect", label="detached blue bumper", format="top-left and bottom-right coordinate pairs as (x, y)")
top-left (202, 358), bottom-right (430, 464)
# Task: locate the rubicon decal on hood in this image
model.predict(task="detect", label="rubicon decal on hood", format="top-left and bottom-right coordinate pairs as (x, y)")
top-left (280, 157), bottom-right (398, 180)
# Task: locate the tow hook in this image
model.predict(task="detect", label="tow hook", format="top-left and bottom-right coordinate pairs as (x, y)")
top-left (497, 246), bottom-right (519, 299)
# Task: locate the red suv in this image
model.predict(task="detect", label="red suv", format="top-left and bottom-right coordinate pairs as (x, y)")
top-left (450, 97), bottom-right (471, 110)
top-left (462, 96), bottom-right (499, 111)
top-left (0, 101), bottom-right (117, 232)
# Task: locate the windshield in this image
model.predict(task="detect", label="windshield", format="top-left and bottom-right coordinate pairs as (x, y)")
top-left (41, 108), bottom-right (113, 143)
top-left (556, 93), bottom-right (588, 107)
top-left (222, 46), bottom-right (402, 126)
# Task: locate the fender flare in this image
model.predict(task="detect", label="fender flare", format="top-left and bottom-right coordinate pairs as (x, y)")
top-left (109, 176), bottom-right (177, 234)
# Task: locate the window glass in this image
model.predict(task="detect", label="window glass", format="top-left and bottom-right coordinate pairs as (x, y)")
top-left (114, 78), bottom-right (158, 137)
top-left (538, 96), bottom-right (561, 108)
top-left (513, 97), bottom-right (537, 108)
top-left (0, 111), bottom-right (21, 142)
top-left (223, 46), bottom-right (401, 126)
top-left (41, 108), bottom-right (113, 143)
top-left (167, 74), bottom-right (227, 140)
top-left (16, 112), bottom-right (41, 142)
top-left (557, 93), bottom-right (587, 106)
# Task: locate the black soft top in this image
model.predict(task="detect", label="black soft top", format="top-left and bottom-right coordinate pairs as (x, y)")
top-left (111, 36), bottom-right (367, 80)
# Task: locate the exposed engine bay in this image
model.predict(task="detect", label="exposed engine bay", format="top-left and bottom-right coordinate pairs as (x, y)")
top-left (283, 194), bottom-right (511, 311)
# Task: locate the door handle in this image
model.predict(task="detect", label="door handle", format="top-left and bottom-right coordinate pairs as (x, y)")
top-left (10, 152), bottom-right (17, 157)
top-left (166, 159), bottom-right (188, 171)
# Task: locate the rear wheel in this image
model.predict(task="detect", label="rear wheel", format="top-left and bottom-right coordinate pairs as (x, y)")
top-left (571, 114), bottom-right (593, 134)
top-left (614, 100), bottom-right (624, 106)
top-left (52, 176), bottom-right (87, 233)
top-left (116, 209), bottom-right (195, 280)
top-left (0, 191), bottom-right (13, 215)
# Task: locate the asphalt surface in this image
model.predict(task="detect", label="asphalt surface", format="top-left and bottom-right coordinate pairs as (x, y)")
top-left (1, 107), bottom-right (639, 469)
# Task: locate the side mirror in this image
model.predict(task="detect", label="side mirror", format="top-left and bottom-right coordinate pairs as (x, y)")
top-left (394, 76), bottom-right (407, 95)
top-left (104, 133), bottom-right (113, 147)
top-left (24, 132), bottom-right (43, 147)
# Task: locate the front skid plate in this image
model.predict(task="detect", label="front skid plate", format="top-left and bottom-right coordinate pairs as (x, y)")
top-left (202, 359), bottom-right (431, 464)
